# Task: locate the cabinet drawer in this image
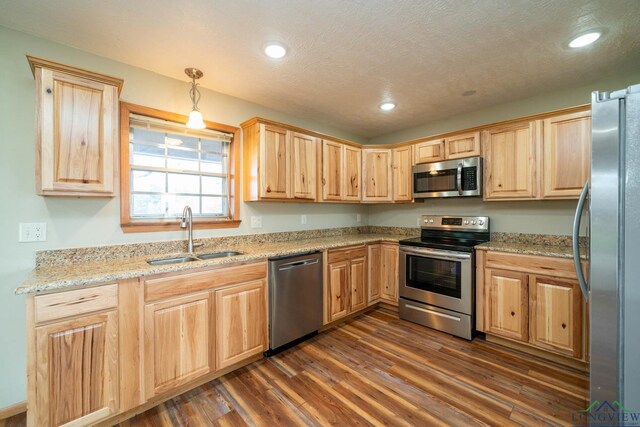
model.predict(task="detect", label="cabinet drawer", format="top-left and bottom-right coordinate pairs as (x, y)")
top-left (327, 245), bottom-right (367, 263)
top-left (35, 284), bottom-right (117, 324)
top-left (484, 251), bottom-right (580, 280)
top-left (144, 262), bottom-right (267, 301)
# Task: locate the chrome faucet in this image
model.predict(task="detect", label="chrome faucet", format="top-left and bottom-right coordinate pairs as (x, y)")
top-left (180, 205), bottom-right (203, 254)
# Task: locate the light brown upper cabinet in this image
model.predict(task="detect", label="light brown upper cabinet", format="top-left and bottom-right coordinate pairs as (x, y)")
top-left (413, 139), bottom-right (445, 164)
top-left (483, 121), bottom-right (539, 200)
top-left (444, 131), bottom-right (481, 159)
top-left (392, 146), bottom-right (413, 201)
top-left (321, 139), bottom-right (344, 201)
top-left (362, 148), bottom-right (393, 202)
top-left (541, 111), bottom-right (591, 199)
top-left (28, 56), bottom-right (123, 197)
top-left (413, 131), bottom-right (480, 165)
top-left (291, 132), bottom-right (318, 200)
top-left (242, 119), bottom-right (318, 201)
top-left (344, 145), bottom-right (362, 201)
top-left (321, 140), bottom-right (362, 202)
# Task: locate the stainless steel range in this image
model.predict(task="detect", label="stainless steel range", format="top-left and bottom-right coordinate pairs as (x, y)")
top-left (398, 215), bottom-right (489, 340)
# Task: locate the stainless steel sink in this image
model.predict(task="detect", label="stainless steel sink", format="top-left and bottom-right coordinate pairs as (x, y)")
top-left (197, 251), bottom-right (243, 260)
top-left (147, 251), bottom-right (242, 265)
top-left (147, 256), bottom-right (200, 266)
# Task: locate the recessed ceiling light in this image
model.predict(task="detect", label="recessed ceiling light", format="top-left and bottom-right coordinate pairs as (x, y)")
top-left (569, 32), bottom-right (601, 48)
top-left (264, 43), bottom-right (287, 59)
top-left (379, 102), bottom-right (396, 111)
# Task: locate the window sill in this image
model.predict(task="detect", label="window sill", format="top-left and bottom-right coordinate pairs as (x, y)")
top-left (121, 219), bottom-right (241, 233)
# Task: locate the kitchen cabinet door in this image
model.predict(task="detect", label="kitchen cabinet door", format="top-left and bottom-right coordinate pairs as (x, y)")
top-left (381, 244), bottom-right (399, 303)
top-left (291, 132), bottom-right (317, 200)
top-left (485, 269), bottom-right (529, 341)
top-left (35, 311), bottom-right (119, 426)
top-left (362, 149), bottom-right (393, 202)
top-left (260, 124), bottom-right (291, 199)
top-left (367, 244), bottom-right (382, 304)
top-left (215, 280), bottom-right (267, 369)
top-left (542, 111), bottom-right (591, 199)
top-left (483, 121), bottom-right (538, 200)
top-left (322, 139), bottom-right (343, 201)
top-left (343, 145), bottom-right (362, 201)
top-left (32, 60), bottom-right (121, 197)
top-left (327, 260), bottom-right (350, 322)
top-left (529, 276), bottom-right (583, 358)
top-left (392, 146), bottom-right (413, 201)
top-left (413, 139), bottom-right (444, 164)
top-left (350, 256), bottom-right (368, 312)
top-left (444, 131), bottom-right (481, 159)
top-left (144, 292), bottom-right (211, 399)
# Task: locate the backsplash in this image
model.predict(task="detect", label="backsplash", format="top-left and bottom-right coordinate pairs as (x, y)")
top-left (35, 226), bottom-right (421, 267)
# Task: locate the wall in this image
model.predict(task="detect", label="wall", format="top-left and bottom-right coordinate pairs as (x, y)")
top-left (0, 25), bottom-right (367, 408)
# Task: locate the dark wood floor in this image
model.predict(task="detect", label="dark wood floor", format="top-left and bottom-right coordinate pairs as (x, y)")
top-left (2, 308), bottom-right (588, 426)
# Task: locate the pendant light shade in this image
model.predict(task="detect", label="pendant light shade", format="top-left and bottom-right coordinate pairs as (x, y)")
top-left (185, 67), bottom-right (206, 129)
top-left (186, 110), bottom-right (206, 129)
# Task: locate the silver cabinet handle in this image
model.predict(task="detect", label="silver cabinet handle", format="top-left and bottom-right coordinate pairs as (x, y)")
top-left (573, 180), bottom-right (589, 301)
top-left (456, 163), bottom-right (463, 195)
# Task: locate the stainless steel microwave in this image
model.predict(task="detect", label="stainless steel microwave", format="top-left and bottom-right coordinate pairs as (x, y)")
top-left (412, 157), bottom-right (482, 198)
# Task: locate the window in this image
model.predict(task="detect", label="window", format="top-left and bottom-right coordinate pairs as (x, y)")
top-left (120, 103), bottom-right (240, 232)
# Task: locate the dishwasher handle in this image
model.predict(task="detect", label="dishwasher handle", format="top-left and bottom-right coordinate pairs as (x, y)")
top-left (278, 258), bottom-right (320, 271)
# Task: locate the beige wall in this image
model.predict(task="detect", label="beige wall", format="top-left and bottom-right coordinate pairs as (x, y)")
top-left (0, 25), bottom-right (368, 407)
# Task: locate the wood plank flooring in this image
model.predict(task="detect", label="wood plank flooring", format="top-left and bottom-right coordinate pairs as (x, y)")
top-left (1, 308), bottom-right (588, 427)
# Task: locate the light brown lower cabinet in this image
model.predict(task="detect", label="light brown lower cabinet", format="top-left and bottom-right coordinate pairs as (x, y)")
top-left (144, 292), bottom-right (212, 399)
top-left (325, 245), bottom-right (368, 323)
top-left (34, 310), bottom-right (119, 426)
top-left (214, 280), bottom-right (267, 369)
top-left (366, 243), bottom-right (399, 306)
top-left (27, 261), bottom-right (268, 426)
top-left (478, 251), bottom-right (587, 361)
top-left (380, 244), bottom-right (399, 304)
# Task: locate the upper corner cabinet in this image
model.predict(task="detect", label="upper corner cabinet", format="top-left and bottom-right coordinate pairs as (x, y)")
top-left (241, 118), bottom-right (319, 202)
top-left (28, 56), bottom-right (123, 197)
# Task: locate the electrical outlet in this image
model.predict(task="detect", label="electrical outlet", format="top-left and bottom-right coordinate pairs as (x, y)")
top-left (301, 215), bottom-right (307, 225)
top-left (250, 216), bottom-right (262, 228)
top-left (19, 223), bottom-right (47, 242)
top-left (356, 214), bottom-right (361, 223)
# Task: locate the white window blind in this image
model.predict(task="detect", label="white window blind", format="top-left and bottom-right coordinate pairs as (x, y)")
top-left (128, 114), bottom-right (233, 219)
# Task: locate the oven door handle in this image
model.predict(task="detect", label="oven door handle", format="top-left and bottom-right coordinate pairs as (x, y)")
top-left (400, 247), bottom-right (471, 261)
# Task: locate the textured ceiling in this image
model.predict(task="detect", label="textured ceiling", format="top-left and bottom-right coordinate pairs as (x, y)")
top-left (2, 0), bottom-right (639, 138)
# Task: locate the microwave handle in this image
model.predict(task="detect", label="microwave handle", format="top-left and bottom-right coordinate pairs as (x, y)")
top-left (456, 163), bottom-right (463, 195)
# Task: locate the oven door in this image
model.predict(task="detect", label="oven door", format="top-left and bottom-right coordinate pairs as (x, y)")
top-left (399, 246), bottom-right (473, 315)
top-left (412, 157), bottom-right (482, 198)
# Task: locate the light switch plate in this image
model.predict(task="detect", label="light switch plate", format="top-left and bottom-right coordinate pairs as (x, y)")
top-left (301, 215), bottom-right (307, 225)
top-left (250, 216), bottom-right (262, 228)
top-left (356, 214), bottom-right (361, 223)
top-left (19, 223), bottom-right (47, 242)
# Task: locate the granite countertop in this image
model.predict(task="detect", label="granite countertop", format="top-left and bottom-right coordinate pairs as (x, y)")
top-left (16, 233), bottom-right (408, 295)
top-left (474, 232), bottom-right (587, 260)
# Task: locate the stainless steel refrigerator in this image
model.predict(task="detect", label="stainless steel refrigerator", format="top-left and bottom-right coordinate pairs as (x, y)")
top-left (573, 84), bottom-right (640, 410)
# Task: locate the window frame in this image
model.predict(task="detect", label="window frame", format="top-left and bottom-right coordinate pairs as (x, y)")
top-left (119, 102), bottom-right (241, 232)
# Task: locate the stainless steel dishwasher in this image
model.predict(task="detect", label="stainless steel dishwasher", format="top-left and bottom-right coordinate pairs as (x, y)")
top-left (267, 251), bottom-right (323, 355)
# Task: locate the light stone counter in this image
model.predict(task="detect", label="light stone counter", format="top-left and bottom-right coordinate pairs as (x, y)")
top-left (16, 230), bottom-right (414, 295)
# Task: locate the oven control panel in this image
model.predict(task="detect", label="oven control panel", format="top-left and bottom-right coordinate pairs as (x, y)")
top-left (420, 215), bottom-right (489, 231)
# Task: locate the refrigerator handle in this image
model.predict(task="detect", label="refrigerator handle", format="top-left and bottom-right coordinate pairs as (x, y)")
top-left (573, 180), bottom-right (589, 301)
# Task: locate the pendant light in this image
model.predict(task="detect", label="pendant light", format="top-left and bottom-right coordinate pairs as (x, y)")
top-left (185, 67), bottom-right (206, 129)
